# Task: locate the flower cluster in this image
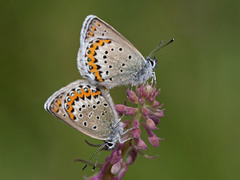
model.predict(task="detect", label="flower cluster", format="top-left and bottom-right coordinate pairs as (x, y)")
top-left (86, 83), bottom-right (164, 180)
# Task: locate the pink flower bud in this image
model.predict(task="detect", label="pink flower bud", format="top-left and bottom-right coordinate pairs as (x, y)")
top-left (145, 83), bottom-right (153, 93)
top-left (126, 148), bottom-right (137, 165)
top-left (114, 104), bottom-right (126, 115)
top-left (117, 163), bottom-right (128, 180)
top-left (138, 97), bottom-right (145, 104)
top-left (136, 85), bottom-right (145, 97)
top-left (148, 134), bottom-right (160, 148)
top-left (132, 119), bottom-right (141, 139)
top-left (142, 123), bottom-right (160, 147)
top-left (125, 107), bottom-right (138, 116)
top-left (147, 115), bottom-right (160, 124)
top-left (133, 118), bottom-right (140, 128)
top-left (110, 144), bottom-right (123, 164)
top-left (148, 97), bottom-right (154, 103)
top-left (150, 109), bottom-right (164, 118)
top-left (142, 107), bottom-right (149, 116)
top-left (131, 127), bottom-right (141, 139)
top-left (154, 89), bottom-right (161, 97)
top-left (111, 159), bottom-right (122, 174)
top-left (127, 90), bottom-right (138, 104)
top-left (146, 117), bottom-right (158, 130)
top-left (152, 100), bottom-right (160, 107)
top-left (136, 138), bottom-right (147, 151)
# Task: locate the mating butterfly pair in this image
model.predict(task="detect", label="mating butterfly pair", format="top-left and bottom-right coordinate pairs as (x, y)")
top-left (44, 15), bottom-right (160, 155)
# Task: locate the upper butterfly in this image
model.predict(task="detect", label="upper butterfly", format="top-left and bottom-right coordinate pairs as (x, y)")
top-left (77, 15), bottom-right (157, 89)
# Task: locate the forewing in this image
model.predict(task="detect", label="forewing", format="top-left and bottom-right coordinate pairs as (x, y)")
top-left (77, 15), bottom-right (146, 88)
top-left (44, 80), bottom-right (117, 140)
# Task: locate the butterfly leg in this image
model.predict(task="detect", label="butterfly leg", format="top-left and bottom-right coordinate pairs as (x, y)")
top-left (151, 72), bottom-right (156, 85)
top-left (118, 136), bottom-right (132, 144)
top-left (119, 127), bottom-right (135, 136)
top-left (116, 127), bottom-right (135, 144)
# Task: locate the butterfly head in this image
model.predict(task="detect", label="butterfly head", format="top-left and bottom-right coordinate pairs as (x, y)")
top-left (146, 56), bottom-right (157, 70)
top-left (104, 140), bottom-right (116, 150)
top-left (104, 124), bottom-right (122, 150)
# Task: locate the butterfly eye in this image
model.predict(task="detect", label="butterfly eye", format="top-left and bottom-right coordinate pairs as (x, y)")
top-left (106, 142), bottom-right (114, 149)
top-left (149, 59), bottom-right (156, 68)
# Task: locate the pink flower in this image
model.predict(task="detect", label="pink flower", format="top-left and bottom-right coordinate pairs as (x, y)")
top-left (82, 83), bottom-right (165, 180)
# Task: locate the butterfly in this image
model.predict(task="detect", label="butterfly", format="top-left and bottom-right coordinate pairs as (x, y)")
top-left (77, 15), bottom-right (160, 89)
top-left (44, 80), bottom-right (129, 150)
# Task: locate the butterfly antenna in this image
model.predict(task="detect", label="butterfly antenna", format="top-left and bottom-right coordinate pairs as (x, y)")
top-left (148, 41), bottom-right (164, 58)
top-left (148, 38), bottom-right (175, 58)
top-left (92, 144), bottom-right (105, 171)
top-left (82, 143), bottom-right (106, 171)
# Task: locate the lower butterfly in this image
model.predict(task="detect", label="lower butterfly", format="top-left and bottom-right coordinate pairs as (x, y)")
top-left (44, 80), bottom-right (129, 149)
top-left (44, 80), bottom-right (132, 170)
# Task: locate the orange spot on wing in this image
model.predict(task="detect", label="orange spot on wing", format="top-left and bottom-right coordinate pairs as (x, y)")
top-left (91, 26), bottom-right (96, 31)
top-left (104, 40), bottom-right (111, 44)
top-left (96, 40), bottom-right (104, 46)
top-left (83, 88), bottom-right (91, 97)
top-left (92, 90), bottom-right (101, 97)
top-left (89, 32), bottom-right (94, 37)
top-left (69, 113), bottom-right (75, 120)
top-left (57, 100), bottom-right (62, 107)
top-left (96, 22), bottom-right (100, 26)
top-left (54, 107), bottom-right (59, 113)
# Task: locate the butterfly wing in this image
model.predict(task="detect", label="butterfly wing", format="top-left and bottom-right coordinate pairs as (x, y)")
top-left (77, 15), bottom-right (148, 88)
top-left (44, 80), bottom-right (118, 140)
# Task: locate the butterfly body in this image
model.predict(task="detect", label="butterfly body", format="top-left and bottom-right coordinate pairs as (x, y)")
top-left (77, 15), bottom-right (156, 89)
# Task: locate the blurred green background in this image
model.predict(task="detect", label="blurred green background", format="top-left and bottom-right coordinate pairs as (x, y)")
top-left (1, 0), bottom-right (240, 179)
